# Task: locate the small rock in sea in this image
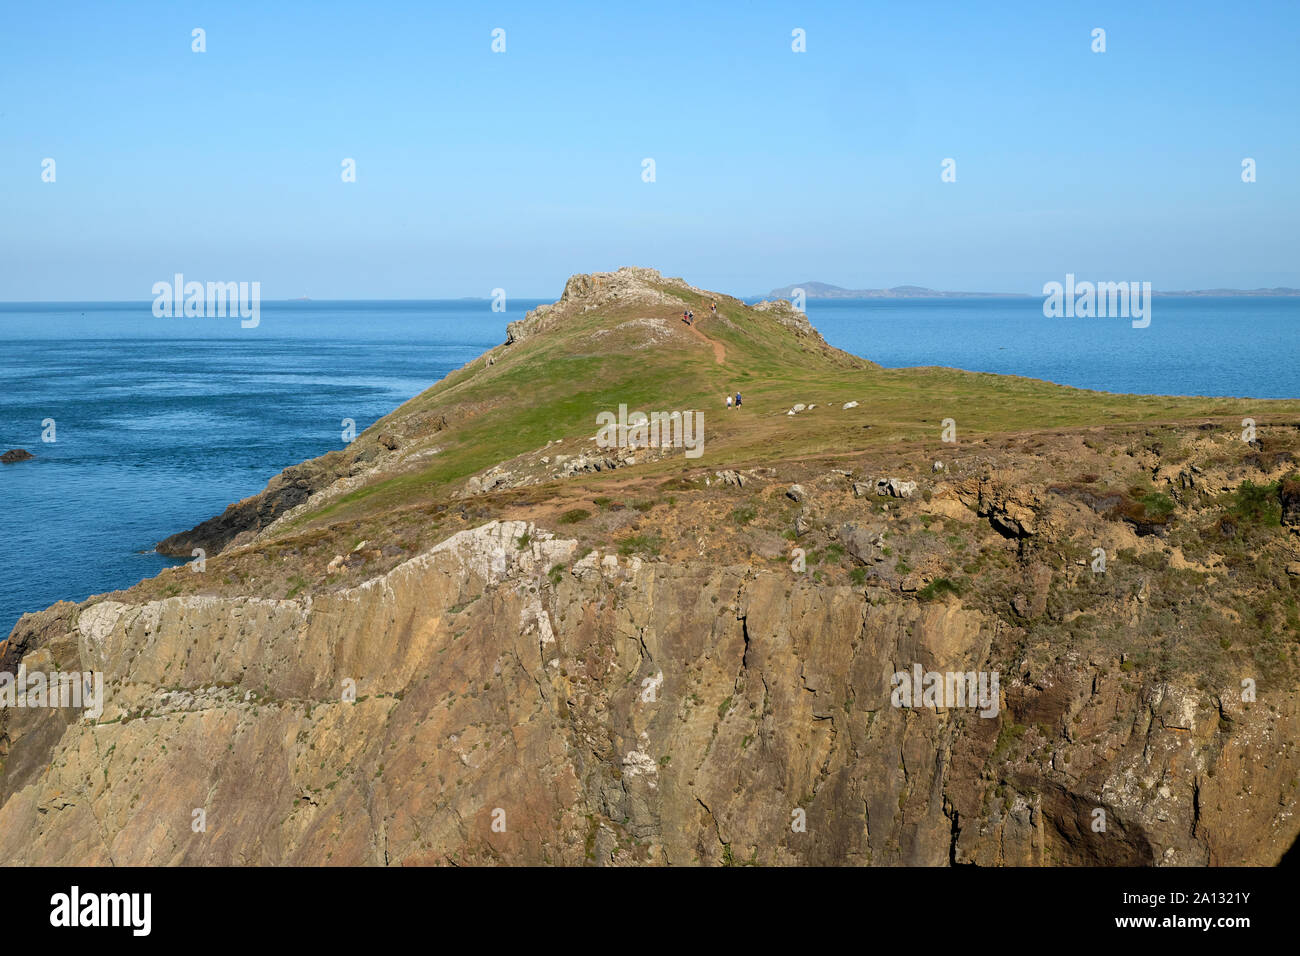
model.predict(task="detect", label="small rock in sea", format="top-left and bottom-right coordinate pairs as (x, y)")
top-left (1, 448), bottom-right (34, 464)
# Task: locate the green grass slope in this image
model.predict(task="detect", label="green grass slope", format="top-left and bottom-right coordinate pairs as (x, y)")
top-left (283, 268), bottom-right (1299, 535)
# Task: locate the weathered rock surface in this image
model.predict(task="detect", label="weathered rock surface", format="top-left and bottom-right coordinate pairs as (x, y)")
top-left (1282, 475), bottom-right (1300, 526)
top-left (876, 478), bottom-right (918, 499)
top-left (750, 299), bottom-right (827, 343)
top-left (155, 460), bottom-right (337, 557)
top-left (953, 474), bottom-right (1043, 538)
top-left (506, 268), bottom-right (694, 345)
top-left (2, 518), bottom-right (1295, 866)
top-left (840, 522), bottom-right (887, 564)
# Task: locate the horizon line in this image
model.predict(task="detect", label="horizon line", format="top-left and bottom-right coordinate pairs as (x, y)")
top-left (4, 287), bottom-right (1300, 306)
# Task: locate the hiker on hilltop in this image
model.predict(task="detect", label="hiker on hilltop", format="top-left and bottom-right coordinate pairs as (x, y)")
top-left (710, 300), bottom-right (717, 314)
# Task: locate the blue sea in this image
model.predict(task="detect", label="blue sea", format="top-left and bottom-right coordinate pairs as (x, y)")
top-left (798, 296), bottom-right (1300, 399)
top-left (2, 295), bottom-right (1297, 635)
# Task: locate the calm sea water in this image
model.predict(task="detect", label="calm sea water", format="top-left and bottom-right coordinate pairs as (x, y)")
top-left (2, 295), bottom-right (1296, 635)
top-left (796, 296), bottom-right (1300, 399)
top-left (0, 300), bottom-right (529, 637)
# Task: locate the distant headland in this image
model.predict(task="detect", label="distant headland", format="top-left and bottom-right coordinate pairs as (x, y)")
top-left (767, 281), bottom-right (1300, 300)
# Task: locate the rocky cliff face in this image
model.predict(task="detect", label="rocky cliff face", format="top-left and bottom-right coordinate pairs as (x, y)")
top-left (507, 267), bottom-right (694, 344)
top-left (154, 460), bottom-right (337, 558)
top-left (4, 268), bottom-right (1298, 866)
top-left (2, 515), bottom-right (1295, 865)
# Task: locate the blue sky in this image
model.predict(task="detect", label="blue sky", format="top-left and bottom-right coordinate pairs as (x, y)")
top-left (2, 0), bottom-right (1297, 299)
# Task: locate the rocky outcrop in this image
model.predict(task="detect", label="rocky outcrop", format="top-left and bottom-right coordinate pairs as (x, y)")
top-left (840, 522), bottom-right (887, 564)
top-left (2, 518), bottom-right (1295, 866)
top-left (1282, 475), bottom-right (1300, 526)
top-left (876, 478), bottom-right (918, 499)
top-left (751, 299), bottom-right (826, 343)
top-left (156, 459), bottom-right (339, 557)
top-left (507, 267), bottom-right (693, 345)
top-left (952, 474), bottom-right (1043, 538)
top-left (0, 448), bottom-right (34, 463)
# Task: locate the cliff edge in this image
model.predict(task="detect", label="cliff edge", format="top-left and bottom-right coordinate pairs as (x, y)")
top-left (5, 268), bottom-right (1300, 865)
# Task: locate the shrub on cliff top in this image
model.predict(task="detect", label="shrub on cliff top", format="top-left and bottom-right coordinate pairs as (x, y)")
top-left (1228, 479), bottom-right (1282, 527)
top-left (618, 532), bottom-right (662, 557)
top-left (918, 577), bottom-right (962, 601)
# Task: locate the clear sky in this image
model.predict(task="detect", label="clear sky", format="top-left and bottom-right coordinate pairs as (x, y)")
top-left (2, 0), bottom-right (1297, 300)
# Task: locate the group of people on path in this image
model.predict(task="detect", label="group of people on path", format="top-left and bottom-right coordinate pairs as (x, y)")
top-left (681, 301), bottom-right (719, 326)
top-left (675, 300), bottom-right (738, 409)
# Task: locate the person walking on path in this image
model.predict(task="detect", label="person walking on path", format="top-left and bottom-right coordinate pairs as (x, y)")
top-left (734, 391), bottom-right (742, 408)
top-left (726, 394), bottom-right (733, 410)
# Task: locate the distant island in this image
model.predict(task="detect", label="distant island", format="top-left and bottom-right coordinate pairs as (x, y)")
top-left (1160, 287), bottom-right (1300, 297)
top-left (768, 281), bottom-right (1300, 300)
top-left (766, 282), bottom-right (1030, 299)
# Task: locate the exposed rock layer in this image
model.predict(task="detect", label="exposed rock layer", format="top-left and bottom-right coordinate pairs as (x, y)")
top-left (2, 520), bottom-right (1294, 866)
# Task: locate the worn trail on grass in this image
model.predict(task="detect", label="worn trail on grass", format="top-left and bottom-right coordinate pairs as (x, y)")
top-left (685, 319), bottom-right (726, 364)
